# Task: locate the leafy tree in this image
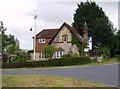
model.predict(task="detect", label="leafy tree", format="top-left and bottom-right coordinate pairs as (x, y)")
top-left (0, 21), bottom-right (6, 51)
top-left (72, 1), bottom-right (115, 56)
top-left (43, 45), bottom-right (56, 58)
top-left (7, 44), bottom-right (19, 55)
top-left (0, 34), bottom-right (1, 53)
top-left (115, 30), bottom-right (120, 54)
top-left (0, 21), bottom-right (20, 62)
top-left (0, 21), bottom-right (19, 52)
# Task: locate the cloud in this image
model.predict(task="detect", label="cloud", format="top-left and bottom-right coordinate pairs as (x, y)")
top-left (118, 1), bottom-right (120, 30)
top-left (26, 2), bottom-right (77, 25)
top-left (0, 0), bottom-right (36, 50)
top-left (0, 0), bottom-right (118, 50)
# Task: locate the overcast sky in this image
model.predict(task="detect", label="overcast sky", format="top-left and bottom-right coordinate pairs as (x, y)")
top-left (0, 0), bottom-right (119, 50)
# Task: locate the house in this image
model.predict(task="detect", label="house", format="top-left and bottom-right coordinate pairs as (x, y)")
top-left (29, 22), bottom-right (88, 61)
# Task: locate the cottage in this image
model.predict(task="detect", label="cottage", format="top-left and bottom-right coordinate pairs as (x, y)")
top-left (29, 22), bottom-right (85, 61)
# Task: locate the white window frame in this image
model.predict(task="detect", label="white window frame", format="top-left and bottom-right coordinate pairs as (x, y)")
top-left (56, 51), bottom-right (63, 58)
top-left (40, 52), bottom-right (46, 59)
top-left (38, 38), bottom-right (45, 43)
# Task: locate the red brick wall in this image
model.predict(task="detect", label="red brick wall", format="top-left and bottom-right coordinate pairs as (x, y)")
top-left (35, 38), bottom-right (51, 52)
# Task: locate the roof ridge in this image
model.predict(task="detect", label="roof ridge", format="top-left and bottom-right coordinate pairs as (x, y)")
top-left (43, 28), bottom-right (59, 30)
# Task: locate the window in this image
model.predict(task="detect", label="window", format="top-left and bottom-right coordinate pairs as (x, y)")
top-left (63, 35), bottom-right (68, 42)
top-left (39, 38), bottom-right (45, 43)
top-left (56, 51), bottom-right (63, 58)
top-left (60, 51), bottom-right (63, 56)
top-left (40, 52), bottom-right (46, 59)
top-left (56, 51), bottom-right (59, 58)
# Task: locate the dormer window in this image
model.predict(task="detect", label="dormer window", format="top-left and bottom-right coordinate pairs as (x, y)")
top-left (39, 38), bottom-right (45, 43)
top-left (63, 35), bottom-right (68, 42)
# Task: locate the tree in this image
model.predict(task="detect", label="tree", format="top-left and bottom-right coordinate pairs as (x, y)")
top-left (43, 45), bottom-right (56, 58)
top-left (0, 21), bottom-right (19, 52)
top-left (0, 21), bottom-right (6, 51)
top-left (115, 30), bottom-right (120, 55)
top-left (72, 1), bottom-right (115, 56)
top-left (7, 44), bottom-right (19, 55)
top-left (0, 21), bottom-right (20, 62)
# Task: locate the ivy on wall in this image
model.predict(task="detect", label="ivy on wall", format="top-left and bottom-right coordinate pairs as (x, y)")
top-left (72, 34), bottom-right (85, 56)
top-left (72, 34), bottom-right (80, 47)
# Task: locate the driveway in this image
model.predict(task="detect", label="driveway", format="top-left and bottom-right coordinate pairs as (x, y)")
top-left (2, 63), bottom-right (119, 87)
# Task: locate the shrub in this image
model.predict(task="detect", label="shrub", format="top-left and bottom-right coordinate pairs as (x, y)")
top-left (48, 57), bottom-right (91, 66)
top-left (15, 51), bottom-right (30, 62)
top-left (101, 47), bottom-right (110, 58)
top-left (72, 53), bottom-right (79, 57)
top-left (43, 45), bottom-right (56, 58)
top-left (61, 54), bottom-right (70, 58)
top-left (2, 56), bottom-right (91, 68)
top-left (62, 50), bottom-right (79, 58)
top-left (2, 52), bottom-right (9, 62)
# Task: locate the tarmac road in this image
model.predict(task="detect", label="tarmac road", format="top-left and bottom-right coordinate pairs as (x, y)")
top-left (2, 63), bottom-right (119, 87)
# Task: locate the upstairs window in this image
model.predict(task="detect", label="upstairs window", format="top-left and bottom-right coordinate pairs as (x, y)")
top-left (39, 38), bottom-right (45, 43)
top-left (63, 35), bottom-right (68, 42)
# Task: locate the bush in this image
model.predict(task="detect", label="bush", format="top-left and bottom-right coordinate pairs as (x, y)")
top-left (62, 50), bottom-right (79, 58)
top-left (2, 56), bottom-right (91, 68)
top-left (48, 57), bottom-right (91, 66)
top-left (15, 51), bottom-right (30, 62)
top-left (43, 45), bottom-right (56, 58)
top-left (101, 47), bottom-right (110, 58)
top-left (62, 53), bottom-right (79, 58)
top-left (2, 52), bottom-right (9, 62)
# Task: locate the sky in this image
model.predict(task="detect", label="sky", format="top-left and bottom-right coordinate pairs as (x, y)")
top-left (0, 0), bottom-right (119, 50)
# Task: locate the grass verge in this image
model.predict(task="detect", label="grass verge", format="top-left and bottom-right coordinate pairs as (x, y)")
top-left (83, 57), bottom-right (118, 66)
top-left (2, 75), bottom-right (107, 87)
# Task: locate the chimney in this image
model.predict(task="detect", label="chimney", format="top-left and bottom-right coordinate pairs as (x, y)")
top-left (83, 22), bottom-right (88, 47)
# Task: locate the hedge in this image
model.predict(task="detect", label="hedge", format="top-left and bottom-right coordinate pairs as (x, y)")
top-left (2, 56), bottom-right (91, 68)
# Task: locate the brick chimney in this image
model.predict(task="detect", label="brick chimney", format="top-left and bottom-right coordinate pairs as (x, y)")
top-left (83, 22), bottom-right (88, 47)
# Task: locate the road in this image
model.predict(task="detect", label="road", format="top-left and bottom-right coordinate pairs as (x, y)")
top-left (2, 63), bottom-right (119, 87)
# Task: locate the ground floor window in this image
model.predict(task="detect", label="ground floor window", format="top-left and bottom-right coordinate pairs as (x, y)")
top-left (56, 51), bottom-right (63, 58)
top-left (40, 52), bottom-right (46, 59)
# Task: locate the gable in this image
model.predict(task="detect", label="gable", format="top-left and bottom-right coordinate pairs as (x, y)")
top-left (51, 25), bottom-right (72, 43)
top-left (49, 22), bottom-right (83, 44)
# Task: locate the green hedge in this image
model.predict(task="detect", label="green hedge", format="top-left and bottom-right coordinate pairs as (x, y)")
top-left (2, 57), bottom-right (91, 68)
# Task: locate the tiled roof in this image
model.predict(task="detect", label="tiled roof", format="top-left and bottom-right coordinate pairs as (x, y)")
top-left (36, 29), bottom-right (59, 39)
top-left (35, 22), bottom-right (83, 43)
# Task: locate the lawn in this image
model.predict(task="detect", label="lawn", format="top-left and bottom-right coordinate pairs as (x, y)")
top-left (2, 75), bottom-right (106, 87)
top-left (0, 75), bottom-right (1, 88)
top-left (82, 57), bottom-right (119, 66)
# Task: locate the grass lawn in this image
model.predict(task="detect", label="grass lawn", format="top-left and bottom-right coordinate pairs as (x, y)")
top-left (2, 75), bottom-right (107, 87)
top-left (82, 57), bottom-right (118, 66)
top-left (0, 75), bottom-right (1, 88)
